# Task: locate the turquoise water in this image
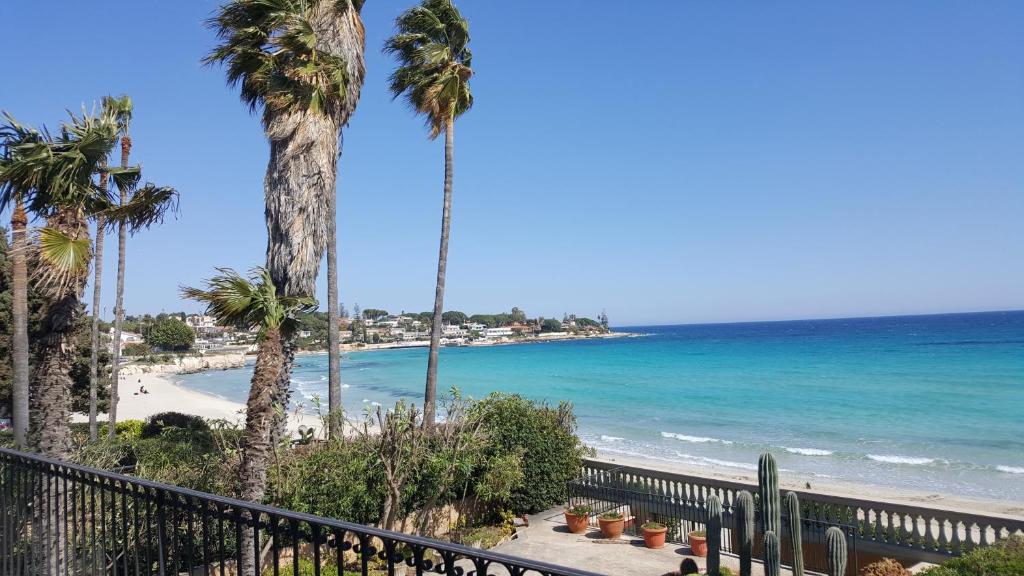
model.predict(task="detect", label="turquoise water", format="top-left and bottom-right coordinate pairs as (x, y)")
top-left (178, 311), bottom-right (1024, 501)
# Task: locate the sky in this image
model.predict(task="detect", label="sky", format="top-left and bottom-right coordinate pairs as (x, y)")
top-left (0, 1), bottom-right (1022, 326)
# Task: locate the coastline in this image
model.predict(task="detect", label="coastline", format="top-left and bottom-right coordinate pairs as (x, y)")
top-left (336, 329), bottom-right (636, 353)
top-left (72, 371), bottom-right (322, 435)
top-left (595, 451), bottom-right (1024, 519)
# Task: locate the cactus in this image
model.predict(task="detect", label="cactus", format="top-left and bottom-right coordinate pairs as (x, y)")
top-left (763, 530), bottom-right (781, 576)
top-left (735, 491), bottom-right (755, 576)
top-left (706, 494), bottom-right (722, 576)
top-left (826, 527), bottom-right (848, 576)
top-left (785, 491), bottom-right (804, 576)
top-left (758, 452), bottom-right (781, 535)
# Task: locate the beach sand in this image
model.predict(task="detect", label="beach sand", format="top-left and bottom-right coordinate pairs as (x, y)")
top-left (597, 452), bottom-right (1024, 519)
top-left (72, 372), bottom-right (324, 435)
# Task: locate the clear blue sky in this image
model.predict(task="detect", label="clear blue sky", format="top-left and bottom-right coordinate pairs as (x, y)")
top-left (1, 1), bottom-right (1022, 326)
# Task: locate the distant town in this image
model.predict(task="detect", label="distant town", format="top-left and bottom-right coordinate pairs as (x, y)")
top-left (110, 306), bottom-right (619, 356)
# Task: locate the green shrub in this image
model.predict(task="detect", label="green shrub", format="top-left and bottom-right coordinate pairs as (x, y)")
top-left (122, 342), bottom-right (151, 356)
top-left (0, 430), bottom-right (13, 449)
top-left (141, 412), bottom-right (211, 445)
top-left (98, 419), bottom-right (144, 439)
top-left (474, 393), bottom-right (592, 514)
top-left (921, 536), bottom-right (1024, 576)
top-left (268, 441), bottom-right (385, 526)
top-left (566, 505), bottom-right (592, 516)
top-left (600, 511), bottom-right (623, 520)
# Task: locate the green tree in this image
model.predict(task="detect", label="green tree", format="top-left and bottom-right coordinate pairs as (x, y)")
top-left (183, 267), bottom-right (316, 574)
top-left (441, 310), bottom-right (466, 325)
top-left (541, 319), bottom-right (562, 333)
top-left (510, 306), bottom-right (526, 323)
top-left (206, 0), bottom-right (367, 442)
top-left (362, 308), bottom-right (389, 321)
top-left (386, 0), bottom-right (473, 429)
top-left (145, 318), bottom-right (195, 351)
top-left (469, 314), bottom-right (496, 328)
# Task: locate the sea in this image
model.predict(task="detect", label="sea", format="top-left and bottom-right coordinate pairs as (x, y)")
top-left (177, 310), bottom-right (1024, 502)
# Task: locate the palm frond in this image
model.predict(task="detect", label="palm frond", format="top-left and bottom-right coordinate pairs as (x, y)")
top-left (104, 165), bottom-right (142, 194)
top-left (182, 266), bottom-right (316, 337)
top-left (32, 226), bottom-right (91, 296)
top-left (384, 0), bottom-right (473, 137)
top-left (101, 184), bottom-right (179, 234)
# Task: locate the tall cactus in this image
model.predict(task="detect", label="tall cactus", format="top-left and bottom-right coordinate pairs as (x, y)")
top-left (764, 530), bottom-right (781, 576)
top-left (735, 491), bottom-right (755, 576)
top-left (785, 491), bottom-right (804, 576)
top-left (706, 494), bottom-right (723, 576)
top-left (758, 452), bottom-right (781, 535)
top-left (826, 527), bottom-right (848, 576)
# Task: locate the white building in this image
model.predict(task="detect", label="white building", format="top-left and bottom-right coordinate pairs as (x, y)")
top-left (484, 327), bottom-right (513, 339)
top-left (442, 324), bottom-right (467, 337)
top-left (465, 322), bottom-right (486, 333)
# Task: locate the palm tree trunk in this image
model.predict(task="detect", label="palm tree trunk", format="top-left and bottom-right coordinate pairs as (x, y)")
top-left (10, 199), bottom-right (30, 448)
top-left (326, 184), bottom-right (342, 439)
top-left (423, 116), bottom-right (455, 429)
top-left (238, 327), bottom-right (285, 574)
top-left (108, 135), bottom-right (131, 440)
top-left (31, 210), bottom-right (90, 459)
top-left (88, 171), bottom-right (108, 441)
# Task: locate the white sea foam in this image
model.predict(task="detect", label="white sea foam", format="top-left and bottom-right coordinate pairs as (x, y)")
top-left (371, 401), bottom-right (382, 407)
top-left (361, 398), bottom-right (369, 403)
top-left (996, 465), bottom-right (1024, 474)
top-left (661, 431), bottom-right (733, 445)
top-left (342, 384), bottom-right (351, 388)
top-left (676, 452), bottom-right (757, 471)
top-left (784, 447), bottom-right (833, 456)
top-left (868, 454), bottom-right (937, 465)
top-left (600, 435), bottom-right (625, 442)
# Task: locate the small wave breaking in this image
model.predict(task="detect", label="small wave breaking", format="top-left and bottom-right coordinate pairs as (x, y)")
top-left (996, 465), bottom-right (1024, 474)
top-left (661, 431), bottom-right (733, 445)
top-left (784, 447), bottom-right (833, 456)
top-left (867, 454), bottom-right (939, 466)
top-left (600, 435), bottom-right (624, 442)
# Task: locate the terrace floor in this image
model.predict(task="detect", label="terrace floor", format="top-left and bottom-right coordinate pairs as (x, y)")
top-left (494, 507), bottom-right (793, 576)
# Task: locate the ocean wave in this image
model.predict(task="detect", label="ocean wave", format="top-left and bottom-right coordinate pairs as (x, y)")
top-left (661, 431), bottom-right (733, 445)
top-left (996, 465), bottom-right (1024, 474)
top-left (676, 452), bottom-right (757, 471)
top-left (600, 435), bottom-right (625, 442)
top-left (867, 454), bottom-right (940, 465)
top-left (784, 447), bottom-right (833, 456)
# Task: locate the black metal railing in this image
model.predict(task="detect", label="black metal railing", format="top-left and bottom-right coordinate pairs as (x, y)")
top-left (567, 466), bottom-right (858, 574)
top-left (0, 447), bottom-right (600, 576)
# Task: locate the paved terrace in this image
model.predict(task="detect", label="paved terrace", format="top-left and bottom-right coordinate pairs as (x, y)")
top-left (495, 507), bottom-right (791, 576)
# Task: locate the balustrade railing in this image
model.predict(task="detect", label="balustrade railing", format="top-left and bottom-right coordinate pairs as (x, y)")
top-left (581, 458), bottom-right (1024, 563)
top-left (0, 447), bottom-right (600, 576)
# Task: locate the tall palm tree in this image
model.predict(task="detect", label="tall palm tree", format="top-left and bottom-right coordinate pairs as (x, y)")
top-left (87, 166), bottom-right (107, 441)
top-left (206, 0), bottom-right (366, 441)
top-left (0, 114), bottom-right (48, 449)
top-left (182, 267), bottom-right (314, 573)
top-left (20, 110), bottom-right (121, 458)
top-left (385, 0), bottom-right (473, 428)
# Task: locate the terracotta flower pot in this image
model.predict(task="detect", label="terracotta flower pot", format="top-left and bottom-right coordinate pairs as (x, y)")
top-left (688, 531), bottom-right (707, 556)
top-left (598, 516), bottom-right (625, 539)
top-left (642, 524), bottom-right (668, 549)
top-left (564, 511), bottom-right (589, 534)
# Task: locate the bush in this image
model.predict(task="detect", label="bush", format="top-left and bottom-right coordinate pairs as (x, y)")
top-left (922, 536), bottom-right (1024, 576)
top-left (123, 342), bottom-right (151, 356)
top-left (145, 318), bottom-right (195, 351)
top-left (268, 441), bottom-right (386, 526)
top-left (566, 505), bottom-right (592, 516)
top-left (99, 419), bottom-right (145, 439)
top-left (263, 559), bottom-right (338, 576)
top-left (599, 511), bottom-right (623, 520)
top-left (862, 558), bottom-right (911, 576)
top-left (474, 394), bottom-right (591, 514)
top-left (141, 411), bottom-right (210, 438)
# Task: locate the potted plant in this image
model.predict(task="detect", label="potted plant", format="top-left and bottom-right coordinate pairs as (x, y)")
top-left (687, 529), bottom-right (707, 556)
top-left (563, 505), bottom-right (592, 534)
top-left (641, 521), bottom-right (668, 549)
top-left (598, 511), bottom-right (625, 539)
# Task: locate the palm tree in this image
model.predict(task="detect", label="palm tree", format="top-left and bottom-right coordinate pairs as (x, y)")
top-left (205, 0), bottom-right (367, 441)
top-left (385, 0), bottom-right (473, 428)
top-left (19, 110), bottom-right (121, 458)
top-left (0, 113), bottom-right (48, 449)
top-left (101, 96), bottom-right (180, 440)
top-left (182, 267), bottom-right (314, 573)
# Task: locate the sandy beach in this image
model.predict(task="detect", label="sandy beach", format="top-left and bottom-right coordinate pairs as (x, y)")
top-left (72, 372), bottom-right (324, 435)
top-left (596, 452), bottom-right (1024, 519)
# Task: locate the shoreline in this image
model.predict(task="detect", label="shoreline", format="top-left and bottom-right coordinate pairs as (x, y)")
top-left (336, 330), bottom-right (637, 353)
top-left (71, 372), bottom-right (322, 435)
top-left (594, 451), bottom-right (1024, 519)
